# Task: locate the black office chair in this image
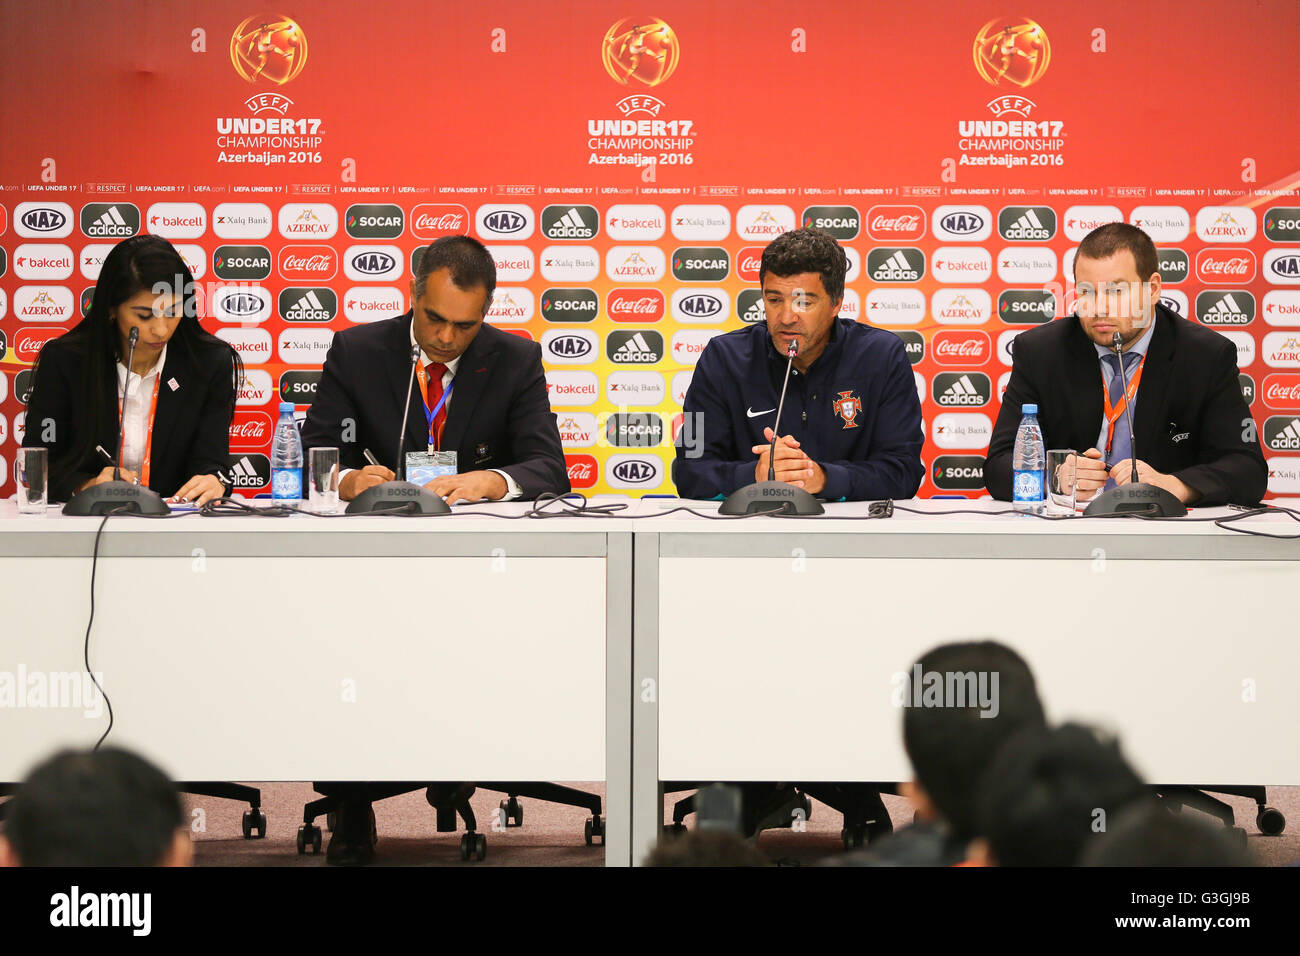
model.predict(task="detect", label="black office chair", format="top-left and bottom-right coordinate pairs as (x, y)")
top-left (1154, 785), bottom-right (1286, 839)
top-left (0, 781), bottom-right (265, 838)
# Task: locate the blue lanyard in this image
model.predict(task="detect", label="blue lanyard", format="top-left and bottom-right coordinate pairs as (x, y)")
top-left (422, 371), bottom-right (455, 448)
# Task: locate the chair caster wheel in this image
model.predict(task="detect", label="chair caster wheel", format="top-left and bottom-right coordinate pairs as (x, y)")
top-left (241, 808), bottom-right (266, 839)
top-left (1257, 806), bottom-right (1285, 835)
top-left (460, 832), bottom-right (486, 861)
top-left (500, 797), bottom-right (523, 828)
top-left (841, 825), bottom-right (867, 850)
top-left (585, 815), bottom-right (605, 846)
top-left (297, 824), bottom-right (322, 855)
top-left (326, 811), bottom-right (337, 832)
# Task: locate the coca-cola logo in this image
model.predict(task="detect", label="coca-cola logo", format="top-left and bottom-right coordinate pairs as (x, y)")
top-left (931, 330), bottom-right (992, 367)
top-left (1196, 248), bottom-right (1256, 283)
top-left (607, 288), bottom-right (665, 322)
top-left (410, 204), bottom-right (469, 240)
top-left (565, 454), bottom-right (598, 488)
top-left (14, 327), bottom-right (67, 361)
top-left (228, 410), bottom-right (273, 449)
top-left (866, 205), bottom-right (926, 240)
top-left (736, 245), bottom-right (765, 282)
top-left (279, 245), bottom-right (338, 281)
top-left (1263, 374), bottom-right (1300, 409)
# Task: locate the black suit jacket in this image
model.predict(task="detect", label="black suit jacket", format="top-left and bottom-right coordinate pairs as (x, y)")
top-left (23, 335), bottom-right (236, 502)
top-left (300, 314), bottom-right (569, 499)
top-left (984, 306), bottom-right (1267, 506)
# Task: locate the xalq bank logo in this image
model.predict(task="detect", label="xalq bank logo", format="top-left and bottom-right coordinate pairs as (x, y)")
top-left (230, 15), bottom-right (309, 85)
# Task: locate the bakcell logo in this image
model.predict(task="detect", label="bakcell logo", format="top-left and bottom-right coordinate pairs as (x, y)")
top-left (277, 203), bottom-right (337, 239)
top-left (1062, 205), bottom-right (1122, 241)
top-left (999, 206), bottom-right (1056, 241)
top-left (867, 247), bottom-right (925, 282)
top-left (672, 246), bottom-right (729, 281)
top-left (279, 287), bottom-right (338, 322)
top-left (79, 244), bottom-right (113, 281)
top-left (838, 289), bottom-right (861, 321)
top-left (865, 288), bottom-right (926, 326)
top-left (671, 369), bottom-right (693, 404)
top-left (279, 245), bottom-right (338, 282)
top-left (1263, 290), bottom-right (1300, 327)
top-left (932, 371), bottom-right (992, 407)
top-left (555, 412), bottom-right (598, 447)
top-left (476, 204), bottom-right (534, 239)
top-left (931, 247), bottom-right (992, 283)
top-left (236, 369), bottom-right (273, 406)
top-left (932, 330), bottom-right (991, 366)
top-left (213, 202), bottom-right (272, 240)
top-left (215, 328), bottom-right (273, 363)
top-left (737, 289), bottom-right (766, 324)
top-left (932, 205), bottom-right (991, 242)
top-left (344, 288), bottom-right (404, 323)
top-left (1196, 248), bottom-right (1256, 283)
top-left (1156, 248), bottom-right (1189, 285)
top-left (670, 287), bottom-right (727, 323)
top-left (15, 327), bottom-right (68, 362)
top-left (931, 454), bottom-right (986, 490)
top-left (607, 329), bottom-right (663, 364)
top-left (998, 289), bottom-right (1056, 324)
top-left (541, 246), bottom-right (600, 282)
top-left (1264, 207), bottom-right (1300, 243)
top-left (15, 202), bottom-right (73, 238)
top-left (279, 369), bottom-right (322, 405)
top-left (605, 412), bottom-right (665, 448)
top-left (1263, 374), bottom-right (1300, 409)
top-left (1160, 290), bottom-right (1189, 316)
top-left (80, 203), bottom-right (140, 238)
top-left (14, 286), bottom-right (74, 323)
top-left (1267, 457), bottom-right (1300, 495)
top-left (671, 329), bottom-right (723, 366)
top-left (344, 245), bottom-right (403, 282)
top-left (865, 205), bottom-right (925, 241)
top-left (606, 370), bottom-right (665, 405)
top-left (605, 204), bottom-right (666, 241)
top-left (1195, 206), bottom-right (1256, 243)
top-left (487, 245), bottom-right (534, 282)
top-left (146, 202), bottom-right (207, 239)
top-left (546, 370), bottom-right (600, 406)
top-left (1264, 415), bottom-right (1300, 451)
top-left (541, 329), bottom-right (598, 364)
top-left (933, 412), bottom-right (993, 450)
top-left (541, 204), bottom-right (599, 240)
top-left (609, 287), bottom-right (665, 323)
top-left (542, 288), bottom-right (599, 322)
top-left (996, 248), bottom-right (1056, 283)
top-left (607, 454), bottom-right (662, 489)
top-left (486, 289), bottom-right (535, 324)
top-left (802, 205), bottom-right (861, 240)
top-left (226, 454), bottom-right (271, 490)
top-left (1263, 249), bottom-right (1300, 285)
top-left (345, 203), bottom-right (404, 240)
top-left (894, 330), bottom-right (925, 365)
top-left (229, 410), bottom-right (272, 449)
top-left (565, 454), bottom-right (599, 489)
top-left (1195, 290), bottom-right (1255, 326)
top-left (736, 246), bottom-right (764, 282)
top-left (410, 204), bottom-right (469, 239)
top-left (1240, 373), bottom-right (1255, 406)
top-left (605, 246), bottom-right (667, 282)
top-left (1129, 206), bottom-right (1190, 242)
top-left (931, 289), bottom-right (992, 325)
top-left (14, 244), bottom-right (74, 281)
top-left (1263, 332), bottom-right (1300, 368)
top-left (213, 244), bottom-right (272, 281)
top-left (212, 285), bottom-right (272, 323)
top-left (1218, 330), bottom-right (1256, 368)
top-left (736, 205), bottom-right (795, 241)
top-left (277, 328), bottom-right (334, 364)
top-left (670, 204), bottom-right (730, 241)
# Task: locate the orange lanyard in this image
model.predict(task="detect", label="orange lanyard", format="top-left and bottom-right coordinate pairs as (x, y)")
top-left (414, 362), bottom-right (451, 451)
top-left (1101, 353), bottom-right (1145, 457)
top-left (117, 373), bottom-right (161, 487)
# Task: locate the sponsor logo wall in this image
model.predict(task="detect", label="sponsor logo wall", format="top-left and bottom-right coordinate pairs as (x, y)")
top-left (0, 5), bottom-right (1295, 499)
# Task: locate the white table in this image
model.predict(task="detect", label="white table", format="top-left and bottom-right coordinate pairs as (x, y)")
top-left (628, 499), bottom-right (1300, 863)
top-left (0, 500), bottom-right (633, 865)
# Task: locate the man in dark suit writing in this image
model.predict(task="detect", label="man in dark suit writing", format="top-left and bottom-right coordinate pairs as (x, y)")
top-left (985, 222), bottom-right (1265, 507)
top-left (302, 234), bottom-right (569, 503)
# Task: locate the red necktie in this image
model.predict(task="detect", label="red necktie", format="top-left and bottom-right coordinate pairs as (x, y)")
top-left (425, 362), bottom-right (448, 449)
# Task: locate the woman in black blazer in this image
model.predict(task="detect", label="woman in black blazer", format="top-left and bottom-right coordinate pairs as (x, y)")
top-left (23, 235), bottom-right (244, 504)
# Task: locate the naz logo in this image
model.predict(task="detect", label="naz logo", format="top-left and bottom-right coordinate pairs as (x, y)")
top-left (19, 206), bottom-right (68, 234)
top-left (80, 203), bottom-right (140, 238)
top-left (345, 204), bottom-right (404, 239)
top-left (998, 206), bottom-right (1056, 241)
top-left (671, 246), bottom-right (729, 281)
top-left (541, 205), bottom-right (599, 240)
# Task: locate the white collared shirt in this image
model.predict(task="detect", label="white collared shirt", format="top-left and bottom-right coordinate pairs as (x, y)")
top-left (115, 345), bottom-right (167, 479)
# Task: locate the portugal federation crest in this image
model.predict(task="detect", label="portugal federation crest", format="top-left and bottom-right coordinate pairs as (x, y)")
top-left (833, 390), bottom-right (862, 429)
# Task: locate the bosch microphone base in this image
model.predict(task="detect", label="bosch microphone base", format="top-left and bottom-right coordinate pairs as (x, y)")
top-left (345, 481), bottom-right (451, 515)
top-left (719, 481), bottom-right (825, 516)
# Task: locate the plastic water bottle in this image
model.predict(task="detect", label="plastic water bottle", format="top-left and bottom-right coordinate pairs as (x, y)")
top-left (270, 401), bottom-right (303, 501)
top-left (1011, 403), bottom-right (1045, 514)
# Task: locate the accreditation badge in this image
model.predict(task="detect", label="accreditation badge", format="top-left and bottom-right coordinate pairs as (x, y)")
top-left (405, 451), bottom-right (457, 486)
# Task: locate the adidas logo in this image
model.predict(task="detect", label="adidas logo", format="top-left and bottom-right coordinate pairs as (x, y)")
top-left (85, 205), bottom-right (135, 237)
top-left (1200, 293), bottom-right (1251, 325)
top-left (546, 207), bottom-right (596, 238)
top-left (227, 455), bottom-right (266, 487)
top-left (937, 374), bottom-right (988, 406)
top-left (609, 332), bottom-right (661, 363)
top-left (1003, 208), bottom-right (1052, 240)
top-left (872, 250), bottom-right (919, 281)
top-left (1271, 418), bottom-right (1300, 449)
top-left (285, 290), bottom-right (333, 321)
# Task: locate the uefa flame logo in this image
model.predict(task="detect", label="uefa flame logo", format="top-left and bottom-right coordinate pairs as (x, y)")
top-left (230, 15), bottom-right (308, 85)
top-left (972, 18), bottom-right (1050, 88)
top-left (602, 17), bottom-right (680, 87)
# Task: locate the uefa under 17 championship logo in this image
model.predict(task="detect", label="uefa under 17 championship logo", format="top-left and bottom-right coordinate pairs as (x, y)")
top-left (230, 14), bottom-right (309, 85)
top-left (972, 17), bottom-right (1050, 88)
top-left (602, 17), bottom-right (680, 87)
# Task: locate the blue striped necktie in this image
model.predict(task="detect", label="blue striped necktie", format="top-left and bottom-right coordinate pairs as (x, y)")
top-left (1102, 351), bottom-right (1141, 490)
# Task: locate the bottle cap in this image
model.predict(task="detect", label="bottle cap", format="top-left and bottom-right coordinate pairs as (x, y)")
top-left (1021, 403), bottom-right (1038, 415)
top-left (280, 401), bottom-right (295, 414)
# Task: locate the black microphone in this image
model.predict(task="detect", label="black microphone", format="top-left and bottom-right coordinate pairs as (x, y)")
top-left (114, 327), bottom-right (140, 481)
top-left (1111, 332), bottom-right (1140, 485)
top-left (767, 338), bottom-right (799, 482)
top-left (394, 344), bottom-right (420, 481)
